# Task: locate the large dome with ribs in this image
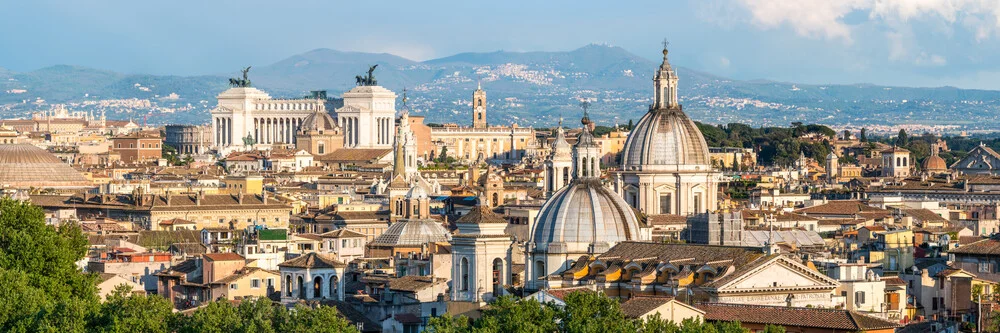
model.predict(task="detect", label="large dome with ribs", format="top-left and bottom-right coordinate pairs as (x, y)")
top-left (621, 107), bottom-right (711, 168)
top-left (530, 179), bottom-right (640, 254)
top-left (0, 144), bottom-right (91, 189)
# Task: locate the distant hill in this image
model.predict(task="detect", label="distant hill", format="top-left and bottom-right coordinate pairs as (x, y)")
top-left (3, 44), bottom-right (1000, 132)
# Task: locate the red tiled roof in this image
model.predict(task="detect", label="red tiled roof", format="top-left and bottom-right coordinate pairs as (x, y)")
top-left (697, 303), bottom-right (901, 331)
top-left (951, 238), bottom-right (1000, 256)
top-left (203, 252), bottom-right (244, 261)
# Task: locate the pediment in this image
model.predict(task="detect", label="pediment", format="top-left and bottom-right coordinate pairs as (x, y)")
top-left (715, 256), bottom-right (839, 292)
top-left (954, 147), bottom-right (1000, 170)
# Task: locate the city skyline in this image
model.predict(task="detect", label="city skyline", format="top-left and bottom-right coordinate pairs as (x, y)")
top-left (4, 0), bottom-right (1000, 89)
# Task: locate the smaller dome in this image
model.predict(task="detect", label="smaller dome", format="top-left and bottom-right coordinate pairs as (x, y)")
top-left (300, 111), bottom-right (339, 132)
top-left (922, 155), bottom-right (947, 172)
top-left (406, 186), bottom-right (428, 199)
top-left (370, 219), bottom-right (451, 247)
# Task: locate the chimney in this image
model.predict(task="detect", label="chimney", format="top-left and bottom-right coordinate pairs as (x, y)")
top-left (262, 191), bottom-right (268, 205)
top-left (165, 191), bottom-right (172, 206)
top-left (196, 190), bottom-right (203, 206)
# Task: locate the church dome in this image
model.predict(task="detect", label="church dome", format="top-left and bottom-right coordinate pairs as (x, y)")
top-left (300, 111), bottom-right (339, 133)
top-left (370, 219), bottom-right (451, 247)
top-left (530, 179), bottom-right (640, 254)
top-left (621, 108), bottom-right (711, 169)
top-left (0, 144), bottom-right (91, 189)
top-left (922, 154), bottom-right (947, 172)
top-left (406, 186), bottom-right (428, 199)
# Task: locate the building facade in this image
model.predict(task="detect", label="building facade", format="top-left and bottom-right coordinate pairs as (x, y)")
top-left (210, 87), bottom-right (324, 150)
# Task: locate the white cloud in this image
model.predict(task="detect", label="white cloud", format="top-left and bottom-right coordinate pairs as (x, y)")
top-left (735, 0), bottom-right (871, 43)
top-left (734, 0), bottom-right (1000, 41)
top-left (730, 0), bottom-right (1000, 65)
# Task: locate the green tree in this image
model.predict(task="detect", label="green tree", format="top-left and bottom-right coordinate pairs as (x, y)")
top-left (559, 291), bottom-right (636, 333)
top-left (896, 129), bottom-right (908, 147)
top-left (425, 314), bottom-right (472, 333)
top-left (177, 300), bottom-right (241, 333)
top-left (762, 324), bottom-right (785, 333)
top-left (438, 146), bottom-right (449, 163)
top-left (89, 285), bottom-right (176, 333)
top-left (627, 119), bottom-right (634, 131)
top-left (860, 128), bottom-right (867, 142)
top-left (273, 305), bottom-right (356, 333)
top-left (732, 159), bottom-right (741, 172)
top-left (0, 198), bottom-right (98, 332)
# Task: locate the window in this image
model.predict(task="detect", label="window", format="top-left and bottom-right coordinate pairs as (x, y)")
top-left (932, 297), bottom-right (939, 310)
top-left (461, 258), bottom-right (470, 291)
top-left (251, 279), bottom-right (261, 289)
top-left (659, 194), bottom-right (672, 214)
top-left (855, 291), bottom-right (866, 304)
top-left (267, 278), bottom-right (274, 288)
top-left (342, 239), bottom-right (348, 248)
top-left (230, 283), bottom-right (238, 290)
top-left (979, 261), bottom-right (992, 273)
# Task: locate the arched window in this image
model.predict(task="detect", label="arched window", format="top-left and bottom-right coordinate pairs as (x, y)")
top-left (896, 157), bottom-right (901, 167)
top-left (492, 193), bottom-right (499, 207)
top-left (461, 258), bottom-right (470, 291)
top-left (297, 276), bottom-right (305, 299)
top-left (313, 276), bottom-right (323, 299)
top-left (330, 275), bottom-right (339, 300)
top-left (492, 258), bottom-right (504, 297)
top-left (535, 260), bottom-right (545, 279)
top-left (285, 275), bottom-right (292, 297)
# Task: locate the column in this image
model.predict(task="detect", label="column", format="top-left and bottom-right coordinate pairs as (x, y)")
top-left (212, 117), bottom-right (218, 147)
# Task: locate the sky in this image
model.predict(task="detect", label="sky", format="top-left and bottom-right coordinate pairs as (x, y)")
top-left (3, 0), bottom-right (1000, 89)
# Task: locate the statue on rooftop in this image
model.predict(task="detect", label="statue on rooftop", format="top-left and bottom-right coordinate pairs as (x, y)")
top-left (229, 66), bottom-right (252, 88)
top-left (355, 64), bottom-right (379, 86)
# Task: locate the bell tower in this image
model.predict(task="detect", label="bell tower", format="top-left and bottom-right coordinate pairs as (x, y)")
top-left (653, 40), bottom-right (679, 110)
top-left (472, 83), bottom-right (487, 129)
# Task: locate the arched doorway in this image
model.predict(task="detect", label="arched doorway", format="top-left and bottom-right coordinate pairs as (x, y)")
top-left (329, 275), bottom-right (339, 300)
top-left (313, 276), bottom-right (323, 299)
top-left (297, 276), bottom-right (305, 299)
top-left (492, 258), bottom-right (504, 297)
top-left (492, 193), bottom-right (499, 206)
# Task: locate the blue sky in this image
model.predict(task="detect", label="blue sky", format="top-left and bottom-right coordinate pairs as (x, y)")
top-left (3, 0), bottom-right (1000, 89)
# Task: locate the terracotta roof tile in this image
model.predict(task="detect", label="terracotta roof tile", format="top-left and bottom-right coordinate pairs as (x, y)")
top-left (456, 205), bottom-right (508, 224)
top-left (697, 303), bottom-right (901, 330)
top-left (951, 238), bottom-right (1000, 256)
top-left (203, 252), bottom-right (244, 261)
top-left (620, 296), bottom-right (679, 318)
top-left (278, 252), bottom-right (346, 269)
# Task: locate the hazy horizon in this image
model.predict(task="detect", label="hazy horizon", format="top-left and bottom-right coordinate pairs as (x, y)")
top-left (5, 0), bottom-right (1000, 89)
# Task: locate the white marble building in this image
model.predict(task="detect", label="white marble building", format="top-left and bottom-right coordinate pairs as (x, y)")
top-left (210, 87), bottom-right (323, 152)
top-left (337, 85), bottom-right (397, 149)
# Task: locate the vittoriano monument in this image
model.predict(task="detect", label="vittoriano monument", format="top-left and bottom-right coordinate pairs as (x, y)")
top-left (229, 66), bottom-right (252, 88)
top-left (355, 64), bottom-right (378, 86)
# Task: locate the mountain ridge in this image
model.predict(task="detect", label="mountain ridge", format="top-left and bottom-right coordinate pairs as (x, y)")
top-left (2, 44), bottom-right (999, 131)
